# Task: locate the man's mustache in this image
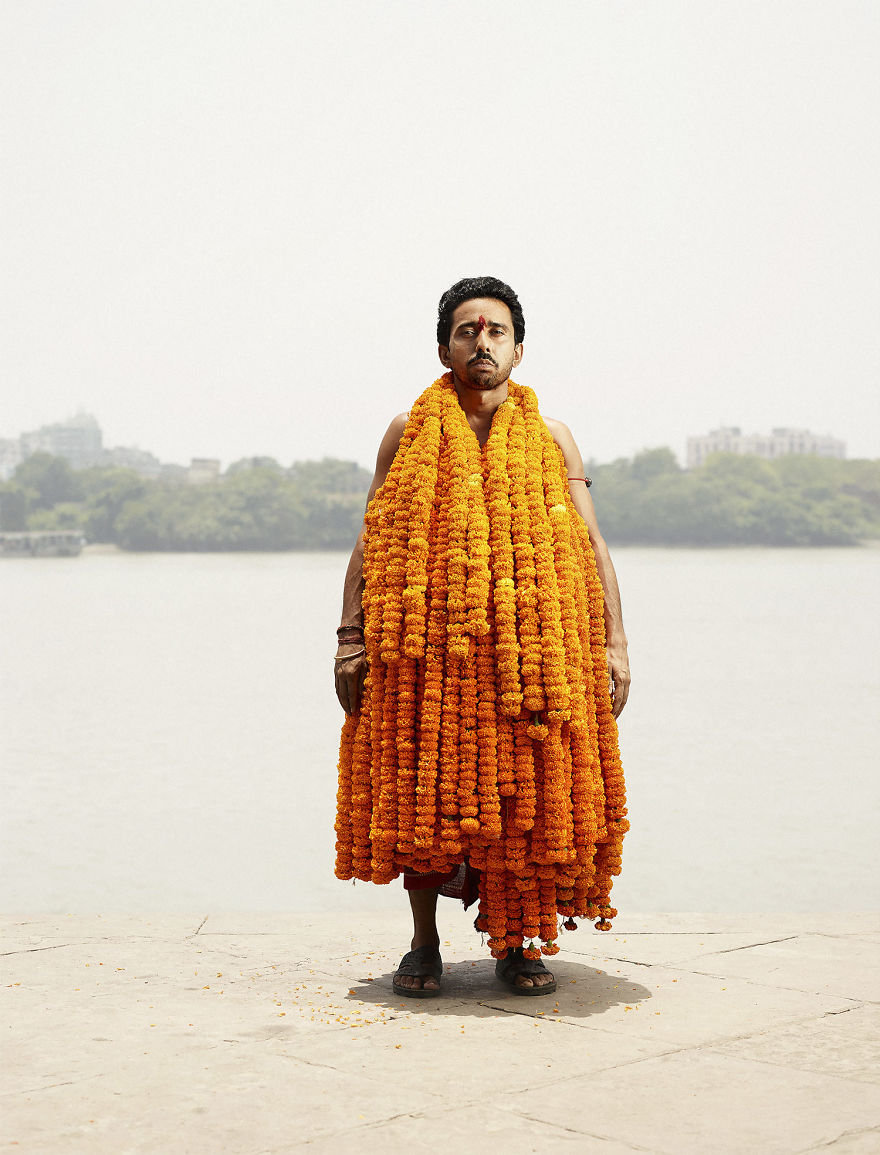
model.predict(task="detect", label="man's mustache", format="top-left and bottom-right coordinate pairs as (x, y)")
top-left (468, 354), bottom-right (498, 367)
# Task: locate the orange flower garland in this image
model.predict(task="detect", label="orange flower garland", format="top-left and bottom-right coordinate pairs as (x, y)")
top-left (335, 374), bottom-right (628, 955)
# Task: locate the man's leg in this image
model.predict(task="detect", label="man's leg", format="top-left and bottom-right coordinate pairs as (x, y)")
top-left (394, 887), bottom-right (441, 992)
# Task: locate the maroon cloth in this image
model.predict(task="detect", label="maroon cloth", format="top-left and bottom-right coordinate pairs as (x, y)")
top-left (403, 860), bottom-right (481, 909)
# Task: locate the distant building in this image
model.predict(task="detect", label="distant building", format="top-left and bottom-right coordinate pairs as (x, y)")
top-left (0, 438), bottom-right (23, 481)
top-left (20, 411), bottom-right (104, 470)
top-left (686, 427), bottom-right (846, 470)
top-left (2, 412), bottom-right (185, 479)
top-left (187, 458), bottom-right (221, 485)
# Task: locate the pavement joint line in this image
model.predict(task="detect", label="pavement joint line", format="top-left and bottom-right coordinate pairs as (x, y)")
top-left (517, 1037), bottom-right (694, 1076)
top-left (480, 1009), bottom-right (701, 1070)
top-left (696, 1005), bottom-right (871, 1053)
top-left (0, 943), bottom-right (74, 957)
top-left (682, 962), bottom-right (871, 1002)
top-left (698, 933), bottom-right (800, 955)
top-left (502, 1104), bottom-right (659, 1150)
top-left (276, 1052), bottom-right (458, 1102)
top-left (655, 956), bottom-right (870, 988)
top-left (814, 930), bottom-right (880, 937)
top-left (190, 915), bottom-right (209, 936)
top-left (475, 999), bottom-right (575, 1022)
top-left (271, 1108), bottom-right (435, 1149)
top-left (197, 931), bottom-right (297, 936)
top-left (586, 929), bottom-right (760, 936)
top-left (704, 1042), bottom-right (880, 1088)
top-left (10, 1073), bottom-right (105, 1097)
top-left (275, 1051), bottom-right (374, 1078)
top-left (289, 1101), bottom-right (621, 1151)
top-left (796, 1123), bottom-right (880, 1153)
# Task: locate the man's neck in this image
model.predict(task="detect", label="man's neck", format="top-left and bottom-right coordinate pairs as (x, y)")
top-left (451, 375), bottom-right (509, 422)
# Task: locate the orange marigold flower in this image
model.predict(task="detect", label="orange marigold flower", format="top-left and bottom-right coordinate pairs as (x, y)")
top-left (335, 374), bottom-right (627, 952)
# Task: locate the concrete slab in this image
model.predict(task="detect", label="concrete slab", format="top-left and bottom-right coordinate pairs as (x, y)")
top-left (2, 1048), bottom-right (442, 1154)
top-left (481, 953), bottom-right (856, 1048)
top-left (195, 931), bottom-right (486, 976)
top-left (1, 913), bottom-right (206, 945)
top-left (2, 935), bottom-right (252, 989)
top-left (196, 910), bottom-right (416, 938)
top-left (307, 949), bottom-right (654, 1021)
top-left (276, 1011), bottom-right (672, 1100)
top-left (560, 929), bottom-right (803, 967)
top-left (4, 912), bottom-right (879, 1154)
top-left (691, 933), bottom-right (880, 1001)
top-left (714, 1003), bottom-right (880, 1085)
top-left (296, 1102), bottom-right (649, 1155)
top-left (496, 1049), bottom-right (880, 1155)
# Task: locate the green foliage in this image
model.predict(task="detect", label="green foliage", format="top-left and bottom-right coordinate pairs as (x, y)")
top-left (13, 452), bottom-right (82, 509)
top-left (78, 467), bottom-right (147, 542)
top-left (0, 484), bottom-right (28, 530)
top-left (27, 502), bottom-right (86, 531)
top-left (289, 457), bottom-right (372, 495)
top-left (9, 450), bottom-right (879, 551)
top-left (589, 451), bottom-right (880, 546)
top-left (630, 447), bottom-right (680, 484)
top-left (114, 461), bottom-right (366, 551)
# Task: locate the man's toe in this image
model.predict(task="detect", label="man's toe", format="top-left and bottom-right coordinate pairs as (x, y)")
top-left (512, 971), bottom-right (554, 988)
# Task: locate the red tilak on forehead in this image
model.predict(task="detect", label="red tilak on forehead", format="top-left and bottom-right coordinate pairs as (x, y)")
top-left (477, 315), bottom-right (487, 331)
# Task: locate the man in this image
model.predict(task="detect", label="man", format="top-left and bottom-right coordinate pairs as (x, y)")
top-left (334, 277), bottom-right (630, 997)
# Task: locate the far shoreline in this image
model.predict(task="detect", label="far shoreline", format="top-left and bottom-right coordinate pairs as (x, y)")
top-left (77, 540), bottom-right (880, 556)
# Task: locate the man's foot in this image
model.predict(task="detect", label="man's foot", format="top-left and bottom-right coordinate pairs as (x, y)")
top-left (392, 943), bottom-right (443, 998)
top-left (495, 947), bottom-right (557, 995)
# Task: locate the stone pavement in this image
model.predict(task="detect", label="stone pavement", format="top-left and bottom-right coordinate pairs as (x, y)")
top-left (2, 910), bottom-right (879, 1154)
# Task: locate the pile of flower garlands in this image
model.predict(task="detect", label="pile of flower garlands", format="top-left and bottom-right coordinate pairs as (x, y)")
top-left (335, 374), bottom-right (628, 959)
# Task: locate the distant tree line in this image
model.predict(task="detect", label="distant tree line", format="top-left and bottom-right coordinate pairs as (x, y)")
top-left (584, 448), bottom-right (880, 546)
top-left (0, 453), bottom-right (372, 550)
top-left (1, 448), bottom-right (878, 549)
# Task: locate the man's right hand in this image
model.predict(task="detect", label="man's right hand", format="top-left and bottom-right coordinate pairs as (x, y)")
top-left (334, 413), bottom-right (407, 717)
top-left (335, 644), bottom-right (368, 715)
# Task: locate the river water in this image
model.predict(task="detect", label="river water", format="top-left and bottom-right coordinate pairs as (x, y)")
top-left (2, 547), bottom-right (878, 914)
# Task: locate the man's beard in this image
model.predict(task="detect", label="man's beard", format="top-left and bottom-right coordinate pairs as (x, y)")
top-left (463, 355), bottom-right (511, 390)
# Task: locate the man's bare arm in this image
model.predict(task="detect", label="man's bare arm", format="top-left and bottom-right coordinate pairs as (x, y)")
top-left (335, 412), bottom-right (408, 714)
top-left (546, 417), bottom-right (631, 718)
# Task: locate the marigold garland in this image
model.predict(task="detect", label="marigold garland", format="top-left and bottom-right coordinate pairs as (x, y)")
top-left (335, 374), bottom-right (628, 955)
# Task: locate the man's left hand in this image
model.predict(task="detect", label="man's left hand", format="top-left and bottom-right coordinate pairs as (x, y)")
top-left (606, 640), bottom-right (630, 718)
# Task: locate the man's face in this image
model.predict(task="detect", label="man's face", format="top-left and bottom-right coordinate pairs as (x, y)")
top-left (439, 297), bottom-right (523, 391)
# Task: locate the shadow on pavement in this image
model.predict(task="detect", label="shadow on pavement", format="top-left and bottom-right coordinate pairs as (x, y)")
top-left (345, 956), bottom-right (652, 1018)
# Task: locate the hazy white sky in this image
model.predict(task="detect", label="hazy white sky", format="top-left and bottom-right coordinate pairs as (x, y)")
top-left (2, 1), bottom-right (878, 469)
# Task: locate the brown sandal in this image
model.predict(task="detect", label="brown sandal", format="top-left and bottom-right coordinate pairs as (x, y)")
top-left (495, 947), bottom-right (557, 996)
top-left (392, 945), bottom-right (443, 999)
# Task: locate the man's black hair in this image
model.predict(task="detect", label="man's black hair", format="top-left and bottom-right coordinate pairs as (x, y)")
top-left (436, 277), bottom-right (525, 346)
